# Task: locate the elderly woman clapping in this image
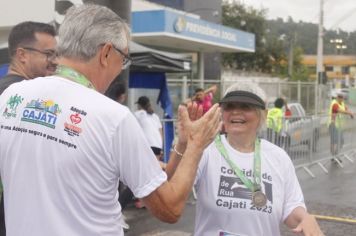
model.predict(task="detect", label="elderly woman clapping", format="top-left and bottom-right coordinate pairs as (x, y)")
top-left (172, 82), bottom-right (324, 236)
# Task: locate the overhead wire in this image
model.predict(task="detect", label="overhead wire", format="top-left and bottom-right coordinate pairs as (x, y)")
top-left (329, 6), bottom-right (356, 30)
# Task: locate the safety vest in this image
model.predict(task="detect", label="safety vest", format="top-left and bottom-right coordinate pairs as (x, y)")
top-left (267, 107), bottom-right (283, 133)
top-left (328, 99), bottom-right (346, 129)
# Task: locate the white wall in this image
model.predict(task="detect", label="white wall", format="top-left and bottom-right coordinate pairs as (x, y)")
top-left (0, 0), bottom-right (55, 48)
top-left (0, 0), bottom-right (54, 27)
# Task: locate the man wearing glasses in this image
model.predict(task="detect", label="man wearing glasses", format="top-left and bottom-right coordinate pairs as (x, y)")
top-left (0, 4), bottom-right (220, 236)
top-left (0, 21), bottom-right (57, 95)
top-left (0, 21), bottom-right (56, 236)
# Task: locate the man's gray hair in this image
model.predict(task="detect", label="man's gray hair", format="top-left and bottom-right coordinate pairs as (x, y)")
top-left (57, 4), bottom-right (130, 61)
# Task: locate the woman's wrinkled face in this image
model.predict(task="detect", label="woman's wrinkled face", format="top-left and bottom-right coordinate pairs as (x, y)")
top-left (221, 102), bottom-right (261, 135)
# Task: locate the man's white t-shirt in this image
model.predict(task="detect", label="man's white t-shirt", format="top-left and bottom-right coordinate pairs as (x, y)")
top-left (134, 110), bottom-right (162, 149)
top-left (0, 76), bottom-right (167, 236)
top-left (194, 135), bottom-right (305, 236)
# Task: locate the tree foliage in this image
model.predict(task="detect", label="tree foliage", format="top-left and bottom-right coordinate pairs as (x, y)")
top-left (222, 2), bottom-right (271, 72)
top-left (268, 17), bottom-right (356, 55)
top-left (221, 1), bottom-right (287, 74)
top-left (221, 1), bottom-right (331, 81)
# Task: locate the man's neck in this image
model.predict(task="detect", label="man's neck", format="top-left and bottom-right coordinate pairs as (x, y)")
top-left (7, 63), bottom-right (31, 80)
top-left (57, 58), bottom-right (101, 92)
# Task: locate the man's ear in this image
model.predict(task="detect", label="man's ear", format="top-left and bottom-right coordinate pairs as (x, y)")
top-left (16, 48), bottom-right (27, 63)
top-left (99, 43), bottom-right (111, 67)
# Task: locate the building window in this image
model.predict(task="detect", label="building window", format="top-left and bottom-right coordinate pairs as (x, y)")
top-left (341, 66), bottom-right (350, 75)
top-left (325, 66), bottom-right (333, 72)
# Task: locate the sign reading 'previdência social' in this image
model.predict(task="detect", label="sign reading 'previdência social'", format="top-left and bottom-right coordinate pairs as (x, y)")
top-left (174, 17), bottom-right (237, 42)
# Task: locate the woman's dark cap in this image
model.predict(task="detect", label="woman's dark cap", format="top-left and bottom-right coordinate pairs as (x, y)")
top-left (219, 90), bottom-right (266, 110)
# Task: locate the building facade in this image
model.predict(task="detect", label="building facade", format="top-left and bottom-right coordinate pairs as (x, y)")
top-left (147, 0), bottom-right (222, 80)
top-left (303, 55), bottom-right (356, 86)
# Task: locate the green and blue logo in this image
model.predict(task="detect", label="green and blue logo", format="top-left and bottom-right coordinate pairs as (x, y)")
top-left (2, 94), bottom-right (24, 119)
top-left (21, 99), bottom-right (61, 129)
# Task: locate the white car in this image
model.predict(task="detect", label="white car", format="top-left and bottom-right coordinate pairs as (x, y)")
top-left (264, 102), bottom-right (321, 155)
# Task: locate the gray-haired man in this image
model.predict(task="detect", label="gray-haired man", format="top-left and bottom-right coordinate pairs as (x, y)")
top-left (0, 4), bottom-right (221, 236)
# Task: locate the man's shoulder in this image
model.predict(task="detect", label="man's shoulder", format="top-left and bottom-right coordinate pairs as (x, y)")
top-left (332, 102), bottom-right (340, 110)
top-left (0, 74), bottom-right (25, 95)
top-left (204, 92), bottom-right (213, 101)
top-left (134, 110), bottom-right (145, 118)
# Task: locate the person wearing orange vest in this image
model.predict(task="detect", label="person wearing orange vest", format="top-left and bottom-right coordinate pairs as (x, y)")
top-left (328, 94), bottom-right (354, 157)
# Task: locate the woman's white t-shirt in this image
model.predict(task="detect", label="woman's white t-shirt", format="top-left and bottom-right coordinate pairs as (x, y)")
top-left (194, 135), bottom-right (305, 236)
top-left (134, 110), bottom-right (162, 149)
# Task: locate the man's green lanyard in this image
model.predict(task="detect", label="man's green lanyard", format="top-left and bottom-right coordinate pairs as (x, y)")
top-left (55, 65), bottom-right (96, 90)
top-left (215, 135), bottom-right (262, 192)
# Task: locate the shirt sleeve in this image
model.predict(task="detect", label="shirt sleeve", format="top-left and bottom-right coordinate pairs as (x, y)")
top-left (285, 109), bottom-right (292, 117)
top-left (332, 103), bottom-right (339, 114)
top-left (153, 114), bottom-right (162, 129)
top-left (282, 155), bottom-right (306, 221)
top-left (112, 112), bottom-right (167, 198)
top-left (204, 92), bottom-right (213, 102)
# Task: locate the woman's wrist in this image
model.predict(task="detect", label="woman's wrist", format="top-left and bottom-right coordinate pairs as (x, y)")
top-left (175, 141), bottom-right (187, 152)
top-left (173, 140), bottom-right (187, 158)
top-left (173, 145), bottom-right (183, 158)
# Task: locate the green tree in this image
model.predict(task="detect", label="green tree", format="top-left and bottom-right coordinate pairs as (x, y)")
top-left (290, 47), bottom-right (309, 81)
top-left (265, 31), bottom-right (287, 75)
top-left (222, 1), bottom-right (286, 73)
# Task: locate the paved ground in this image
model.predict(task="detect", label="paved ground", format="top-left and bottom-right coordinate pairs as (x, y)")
top-left (123, 157), bottom-right (356, 236)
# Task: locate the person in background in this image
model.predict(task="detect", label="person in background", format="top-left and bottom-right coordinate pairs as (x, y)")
top-left (189, 84), bottom-right (218, 114)
top-left (173, 82), bottom-right (324, 236)
top-left (266, 97), bottom-right (285, 146)
top-left (328, 93), bottom-right (354, 160)
top-left (114, 83), bottom-right (127, 104)
top-left (0, 5), bottom-right (221, 236)
top-left (0, 21), bottom-right (57, 236)
top-left (106, 80), bottom-right (127, 104)
top-left (284, 99), bottom-right (292, 117)
top-left (106, 80), bottom-right (130, 230)
top-left (135, 96), bottom-right (164, 161)
top-left (0, 21), bottom-right (57, 94)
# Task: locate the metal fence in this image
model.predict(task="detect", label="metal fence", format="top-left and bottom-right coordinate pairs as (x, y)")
top-left (272, 114), bottom-right (356, 177)
top-left (160, 77), bottom-right (355, 177)
top-left (161, 114), bottom-right (356, 177)
top-left (167, 78), bottom-right (331, 117)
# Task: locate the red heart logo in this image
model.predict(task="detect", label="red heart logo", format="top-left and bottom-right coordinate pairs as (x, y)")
top-left (70, 113), bottom-right (82, 124)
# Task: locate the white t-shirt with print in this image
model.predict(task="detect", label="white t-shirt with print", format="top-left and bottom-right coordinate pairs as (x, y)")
top-left (134, 110), bottom-right (162, 149)
top-left (194, 135), bottom-right (305, 236)
top-left (0, 76), bottom-right (167, 236)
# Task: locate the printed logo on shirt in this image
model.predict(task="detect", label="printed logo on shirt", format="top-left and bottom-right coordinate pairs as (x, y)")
top-left (215, 166), bottom-right (273, 214)
top-left (2, 94), bottom-right (24, 119)
top-left (64, 107), bottom-right (86, 137)
top-left (21, 99), bottom-right (61, 129)
top-left (64, 114), bottom-right (82, 136)
top-left (70, 106), bottom-right (87, 116)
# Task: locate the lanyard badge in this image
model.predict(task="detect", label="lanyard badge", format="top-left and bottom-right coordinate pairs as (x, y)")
top-left (55, 65), bottom-right (96, 90)
top-left (215, 135), bottom-right (267, 207)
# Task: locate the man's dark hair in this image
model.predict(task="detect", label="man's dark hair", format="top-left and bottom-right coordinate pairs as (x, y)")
top-left (136, 96), bottom-right (154, 114)
top-left (105, 79), bottom-right (126, 101)
top-left (274, 98), bottom-right (285, 108)
top-left (110, 83), bottom-right (126, 100)
top-left (8, 21), bottom-right (56, 58)
top-left (195, 88), bottom-right (204, 94)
